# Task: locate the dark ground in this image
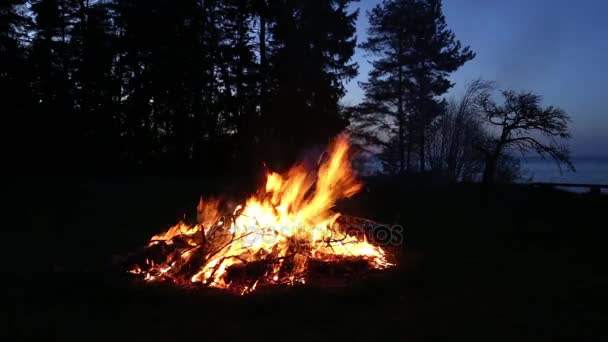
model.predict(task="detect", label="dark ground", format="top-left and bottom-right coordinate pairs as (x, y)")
top-left (7, 176), bottom-right (608, 340)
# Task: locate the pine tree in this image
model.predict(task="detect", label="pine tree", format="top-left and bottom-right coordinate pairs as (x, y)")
top-left (68, 0), bottom-right (118, 170)
top-left (217, 0), bottom-right (259, 172)
top-left (355, 0), bottom-right (474, 174)
top-left (1, 1), bottom-right (32, 165)
top-left (29, 0), bottom-right (79, 168)
top-left (262, 0), bottom-right (358, 169)
top-left (5, 0), bottom-right (362, 176)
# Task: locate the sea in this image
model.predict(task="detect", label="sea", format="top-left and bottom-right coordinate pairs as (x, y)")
top-left (361, 155), bottom-right (607, 192)
top-left (520, 156), bottom-right (608, 193)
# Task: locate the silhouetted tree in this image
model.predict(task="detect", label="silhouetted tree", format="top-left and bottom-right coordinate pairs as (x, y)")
top-left (1, 1), bottom-right (30, 101)
top-left (1, 1), bottom-right (32, 163)
top-left (355, 0), bottom-right (474, 174)
top-left (377, 135), bottom-right (404, 176)
top-left (477, 88), bottom-right (574, 184)
top-left (29, 0), bottom-right (80, 167)
top-left (253, 0), bottom-right (269, 118)
top-left (218, 0), bottom-right (259, 171)
top-left (5, 0), bottom-right (358, 177)
top-left (111, 0), bottom-right (240, 173)
top-left (427, 79), bottom-right (492, 181)
top-left (68, 0), bottom-right (118, 170)
top-left (263, 0), bottom-right (358, 170)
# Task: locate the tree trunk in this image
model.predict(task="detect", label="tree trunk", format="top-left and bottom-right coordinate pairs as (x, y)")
top-left (447, 109), bottom-right (464, 181)
top-left (482, 153), bottom-right (499, 185)
top-left (258, 0), bottom-right (268, 163)
top-left (406, 125), bottom-right (412, 172)
top-left (259, 2), bottom-right (267, 117)
top-left (398, 120), bottom-right (405, 174)
top-left (419, 121), bottom-right (425, 172)
top-left (484, 126), bottom-right (509, 185)
top-left (397, 27), bottom-right (405, 174)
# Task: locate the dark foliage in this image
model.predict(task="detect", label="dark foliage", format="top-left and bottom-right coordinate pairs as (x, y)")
top-left (353, 0), bottom-right (475, 174)
top-left (3, 0), bottom-right (358, 177)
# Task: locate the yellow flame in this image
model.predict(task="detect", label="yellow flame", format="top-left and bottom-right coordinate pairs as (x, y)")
top-left (132, 134), bottom-right (392, 292)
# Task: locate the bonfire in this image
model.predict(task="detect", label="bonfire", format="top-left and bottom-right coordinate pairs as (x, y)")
top-left (128, 135), bottom-right (394, 294)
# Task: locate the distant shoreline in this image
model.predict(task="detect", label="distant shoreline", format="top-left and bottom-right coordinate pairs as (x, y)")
top-left (520, 156), bottom-right (608, 187)
top-left (518, 155), bottom-right (608, 161)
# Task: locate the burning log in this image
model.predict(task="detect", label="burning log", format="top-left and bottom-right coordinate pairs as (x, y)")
top-left (126, 135), bottom-right (395, 294)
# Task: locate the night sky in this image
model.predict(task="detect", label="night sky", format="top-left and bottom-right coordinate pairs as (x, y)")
top-left (344, 0), bottom-right (608, 157)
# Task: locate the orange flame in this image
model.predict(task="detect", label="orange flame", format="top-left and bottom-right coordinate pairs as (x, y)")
top-left (130, 134), bottom-right (393, 293)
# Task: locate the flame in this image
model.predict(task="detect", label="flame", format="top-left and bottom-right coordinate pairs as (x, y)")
top-left (130, 134), bottom-right (393, 293)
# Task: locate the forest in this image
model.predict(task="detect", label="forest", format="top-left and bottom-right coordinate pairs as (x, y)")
top-left (1, 0), bottom-right (571, 182)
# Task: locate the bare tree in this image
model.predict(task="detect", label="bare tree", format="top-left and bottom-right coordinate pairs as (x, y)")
top-left (477, 88), bottom-right (574, 184)
top-left (427, 79), bottom-right (493, 181)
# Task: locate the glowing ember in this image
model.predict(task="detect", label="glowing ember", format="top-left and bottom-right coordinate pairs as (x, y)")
top-left (128, 135), bottom-right (394, 293)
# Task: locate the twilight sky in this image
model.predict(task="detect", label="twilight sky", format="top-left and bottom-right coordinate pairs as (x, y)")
top-left (343, 0), bottom-right (608, 157)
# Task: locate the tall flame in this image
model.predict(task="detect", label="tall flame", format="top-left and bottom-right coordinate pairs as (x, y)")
top-left (130, 135), bottom-right (392, 293)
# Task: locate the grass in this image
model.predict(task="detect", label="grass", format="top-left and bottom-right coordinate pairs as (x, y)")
top-left (8, 176), bottom-right (608, 339)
